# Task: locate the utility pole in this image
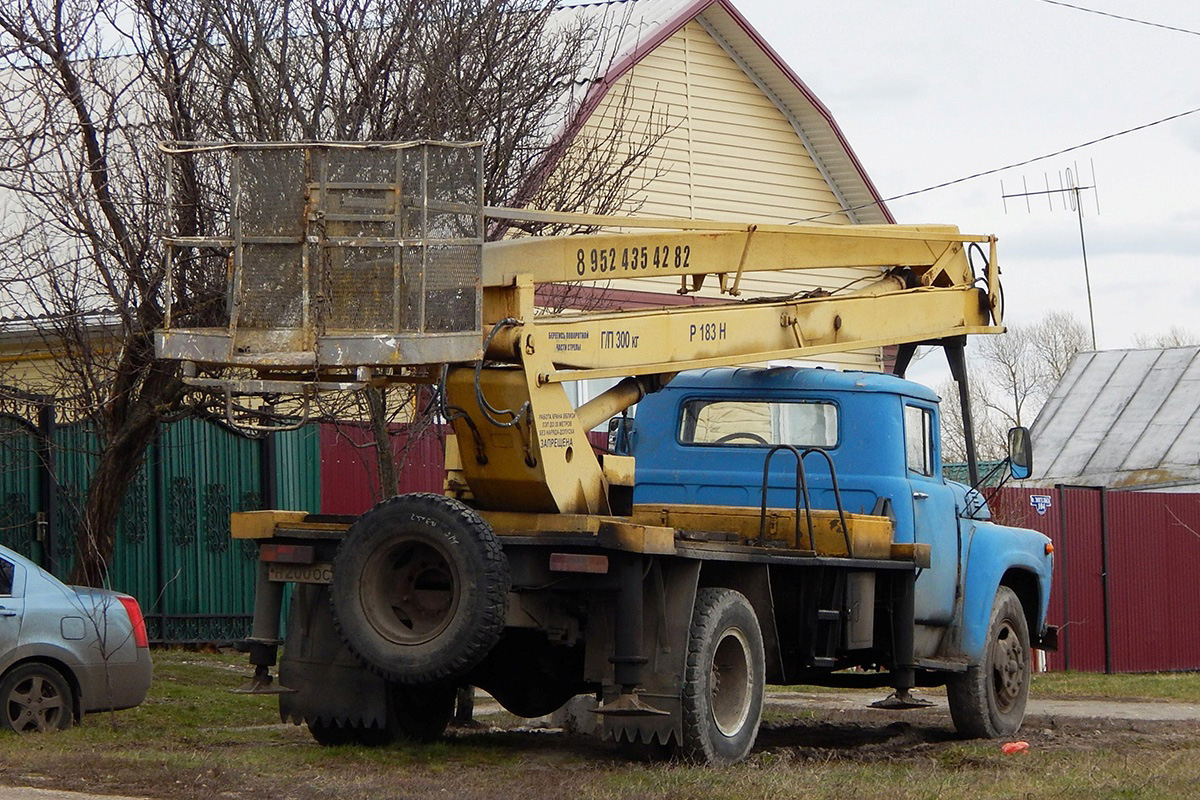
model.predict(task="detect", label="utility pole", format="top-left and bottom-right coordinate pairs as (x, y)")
top-left (1002, 161), bottom-right (1100, 349)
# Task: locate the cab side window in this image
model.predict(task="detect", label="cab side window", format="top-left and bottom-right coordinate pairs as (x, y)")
top-left (0, 558), bottom-right (13, 596)
top-left (905, 404), bottom-right (934, 477)
top-left (679, 399), bottom-right (838, 448)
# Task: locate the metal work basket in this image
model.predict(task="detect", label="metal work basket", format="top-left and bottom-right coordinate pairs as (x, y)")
top-left (156, 141), bottom-right (484, 372)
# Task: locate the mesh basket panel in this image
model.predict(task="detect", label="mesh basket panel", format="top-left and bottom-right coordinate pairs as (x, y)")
top-left (401, 245), bottom-right (425, 333)
top-left (426, 244), bottom-right (479, 333)
top-left (324, 246), bottom-right (395, 331)
top-left (238, 244), bottom-right (305, 328)
top-left (163, 142), bottom-right (482, 365)
top-left (238, 150), bottom-right (306, 238)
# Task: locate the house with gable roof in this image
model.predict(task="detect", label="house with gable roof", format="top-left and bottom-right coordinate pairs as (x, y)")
top-left (527, 0), bottom-right (898, 373)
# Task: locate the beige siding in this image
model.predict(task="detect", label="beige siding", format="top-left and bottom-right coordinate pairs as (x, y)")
top-left (560, 20), bottom-right (882, 371)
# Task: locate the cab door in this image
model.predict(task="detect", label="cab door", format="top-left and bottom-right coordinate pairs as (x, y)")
top-left (904, 403), bottom-right (958, 625)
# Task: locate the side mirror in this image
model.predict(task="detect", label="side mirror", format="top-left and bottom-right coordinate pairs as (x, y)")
top-left (1008, 426), bottom-right (1033, 480)
top-left (608, 415), bottom-right (636, 456)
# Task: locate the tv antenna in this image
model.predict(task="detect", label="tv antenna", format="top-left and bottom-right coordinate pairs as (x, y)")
top-left (1002, 160), bottom-right (1101, 349)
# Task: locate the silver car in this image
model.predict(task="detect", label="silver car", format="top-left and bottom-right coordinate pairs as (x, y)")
top-left (0, 545), bottom-right (152, 732)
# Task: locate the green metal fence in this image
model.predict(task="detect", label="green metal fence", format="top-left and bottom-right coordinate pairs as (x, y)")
top-left (0, 410), bottom-right (319, 643)
top-left (0, 414), bottom-right (43, 561)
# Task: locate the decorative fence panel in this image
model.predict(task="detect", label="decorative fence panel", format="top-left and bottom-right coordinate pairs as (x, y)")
top-left (0, 414), bottom-right (43, 561)
top-left (0, 412), bottom-right (319, 644)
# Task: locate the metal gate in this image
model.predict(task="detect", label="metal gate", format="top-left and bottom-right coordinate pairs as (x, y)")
top-left (0, 411), bottom-right (319, 643)
top-left (0, 413), bottom-right (44, 560)
top-left (992, 486), bottom-right (1200, 673)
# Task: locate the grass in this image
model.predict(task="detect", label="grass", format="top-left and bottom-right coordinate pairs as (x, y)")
top-left (0, 651), bottom-right (1196, 800)
top-left (593, 753), bottom-right (1200, 800)
top-left (1031, 671), bottom-right (1200, 704)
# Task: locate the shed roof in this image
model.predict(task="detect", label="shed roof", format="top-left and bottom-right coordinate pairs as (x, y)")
top-left (537, 0), bottom-right (893, 224)
top-left (1030, 347), bottom-right (1200, 490)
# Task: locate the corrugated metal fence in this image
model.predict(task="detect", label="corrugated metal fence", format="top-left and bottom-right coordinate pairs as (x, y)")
top-left (317, 424), bottom-right (610, 515)
top-left (320, 422), bottom-right (448, 515)
top-left (0, 410), bottom-right (319, 643)
top-left (991, 486), bottom-right (1200, 673)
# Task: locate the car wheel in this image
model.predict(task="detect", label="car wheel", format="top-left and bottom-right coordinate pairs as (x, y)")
top-left (678, 588), bottom-right (765, 765)
top-left (330, 493), bottom-right (510, 685)
top-left (947, 585), bottom-right (1031, 738)
top-left (0, 663), bottom-right (74, 734)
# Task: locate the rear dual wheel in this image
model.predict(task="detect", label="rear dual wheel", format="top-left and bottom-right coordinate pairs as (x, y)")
top-left (678, 588), bottom-right (765, 765)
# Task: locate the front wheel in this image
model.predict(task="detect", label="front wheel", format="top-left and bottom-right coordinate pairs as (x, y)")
top-left (947, 585), bottom-right (1031, 738)
top-left (678, 588), bottom-right (765, 765)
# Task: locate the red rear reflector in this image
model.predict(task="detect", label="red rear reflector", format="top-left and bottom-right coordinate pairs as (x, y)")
top-left (260, 544), bottom-right (315, 564)
top-left (549, 553), bottom-right (609, 574)
top-left (117, 595), bottom-right (149, 648)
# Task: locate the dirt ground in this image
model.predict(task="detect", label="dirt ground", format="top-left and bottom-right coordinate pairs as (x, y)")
top-left (2, 690), bottom-right (1198, 800)
top-left (758, 690), bottom-right (1200, 757)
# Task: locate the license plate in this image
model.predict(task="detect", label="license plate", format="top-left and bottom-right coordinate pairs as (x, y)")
top-left (268, 562), bottom-right (333, 584)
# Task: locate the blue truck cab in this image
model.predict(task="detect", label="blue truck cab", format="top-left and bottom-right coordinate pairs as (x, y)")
top-left (627, 366), bottom-right (1055, 736)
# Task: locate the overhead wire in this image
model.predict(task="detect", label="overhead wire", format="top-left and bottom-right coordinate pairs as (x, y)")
top-left (804, 105), bottom-right (1200, 221)
top-left (799, 1), bottom-right (1200, 221)
top-left (1033, 0), bottom-right (1200, 38)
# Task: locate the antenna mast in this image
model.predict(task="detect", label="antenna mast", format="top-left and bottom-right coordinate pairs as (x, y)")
top-left (1002, 160), bottom-right (1101, 349)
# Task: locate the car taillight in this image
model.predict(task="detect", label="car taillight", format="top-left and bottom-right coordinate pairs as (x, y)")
top-left (117, 595), bottom-right (149, 648)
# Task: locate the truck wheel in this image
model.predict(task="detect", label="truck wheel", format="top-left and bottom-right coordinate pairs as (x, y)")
top-left (331, 493), bottom-right (510, 684)
top-left (678, 588), bottom-right (765, 765)
top-left (390, 683), bottom-right (455, 742)
top-left (947, 585), bottom-right (1031, 738)
top-left (306, 719), bottom-right (395, 747)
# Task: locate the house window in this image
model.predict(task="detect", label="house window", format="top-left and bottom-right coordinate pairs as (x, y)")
top-left (680, 399), bottom-right (838, 448)
top-left (905, 405), bottom-right (934, 476)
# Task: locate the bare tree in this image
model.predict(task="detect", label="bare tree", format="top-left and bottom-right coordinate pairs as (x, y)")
top-left (1029, 310), bottom-right (1091, 387)
top-left (943, 311), bottom-right (1089, 465)
top-left (937, 376), bottom-right (1007, 465)
top-left (1134, 326), bottom-right (1200, 349)
top-left (976, 325), bottom-right (1040, 431)
top-left (0, 0), bottom-right (670, 583)
top-left (975, 311), bottom-right (1089, 430)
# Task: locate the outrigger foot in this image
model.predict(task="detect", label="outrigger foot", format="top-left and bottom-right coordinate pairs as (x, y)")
top-left (870, 689), bottom-right (933, 710)
top-left (593, 692), bottom-right (670, 717)
top-left (232, 664), bottom-right (296, 695)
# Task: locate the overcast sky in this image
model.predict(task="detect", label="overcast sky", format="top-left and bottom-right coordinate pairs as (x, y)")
top-left (731, 0), bottom-right (1200, 383)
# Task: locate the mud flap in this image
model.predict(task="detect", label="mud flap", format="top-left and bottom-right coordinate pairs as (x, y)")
top-left (278, 584), bottom-right (389, 728)
top-left (593, 560), bottom-right (700, 746)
